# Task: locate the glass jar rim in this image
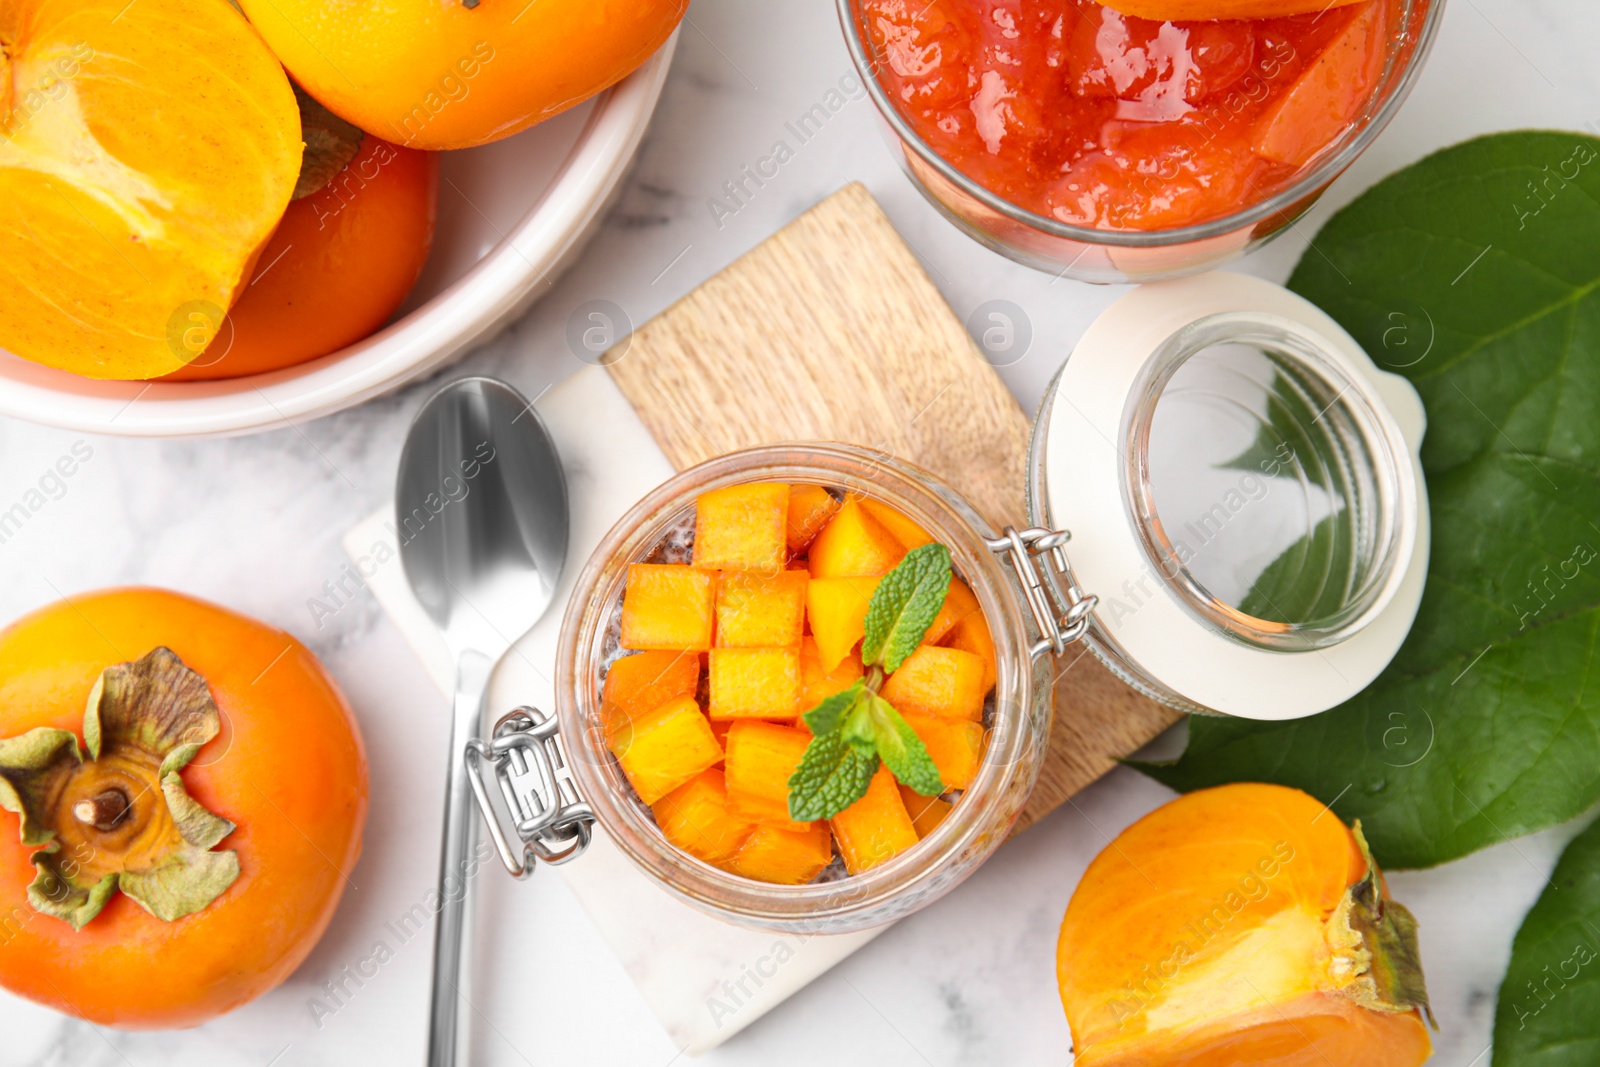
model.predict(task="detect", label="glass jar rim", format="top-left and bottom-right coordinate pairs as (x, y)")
top-left (1025, 271), bottom-right (1429, 720)
top-left (554, 443), bottom-right (1046, 929)
top-left (835, 0), bottom-right (1446, 250)
top-left (1120, 311), bottom-right (1411, 650)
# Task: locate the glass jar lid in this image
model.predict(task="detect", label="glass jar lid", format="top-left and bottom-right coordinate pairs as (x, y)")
top-left (1037, 272), bottom-right (1429, 720)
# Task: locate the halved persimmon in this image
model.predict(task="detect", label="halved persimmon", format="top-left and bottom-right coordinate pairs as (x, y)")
top-left (0, 0), bottom-right (301, 379)
top-left (1057, 784), bottom-right (1432, 1067)
top-left (164, 130), bottom-right (438, 381)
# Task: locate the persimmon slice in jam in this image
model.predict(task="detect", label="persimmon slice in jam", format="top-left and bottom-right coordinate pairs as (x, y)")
top-left (859, 0), bottom-right (1397, 230)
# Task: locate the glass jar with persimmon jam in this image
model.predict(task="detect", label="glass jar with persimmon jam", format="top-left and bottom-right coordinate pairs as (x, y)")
top-left (467, 275), bottom-right (1432, 932)
top-left (839, 0), bottom-right (1445, 282)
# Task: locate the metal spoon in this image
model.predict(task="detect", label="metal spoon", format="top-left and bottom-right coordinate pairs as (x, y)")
top-left (396, 377), bottom-right (568, 1067)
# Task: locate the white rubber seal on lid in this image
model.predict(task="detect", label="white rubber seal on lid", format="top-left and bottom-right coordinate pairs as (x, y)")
top-left (1042, 271), bottom-right (1429, 720)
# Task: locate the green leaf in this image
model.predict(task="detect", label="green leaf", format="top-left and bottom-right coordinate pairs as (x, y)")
top-left (1492, 816), bottom-right (1600, 1064)
top-left (1138, 131), bottom-right (1600, 869)
top-left (802, 681), bottom-right (865, 737)
top-left (839, 697), bottom-right (880, 758)
top-left (866, 694), bottom-right (944, 796)
top-left (787, 731), bottom-right (880, 822)
top-left (862, 543), bottom-right (952, 671)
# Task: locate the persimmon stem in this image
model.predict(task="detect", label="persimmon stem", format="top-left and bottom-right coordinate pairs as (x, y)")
top-left (73, 789), bottom-right (131, 832)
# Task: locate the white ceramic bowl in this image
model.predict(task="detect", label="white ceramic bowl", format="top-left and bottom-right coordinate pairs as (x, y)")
top-left (0, 36), bottom-right (677, 438)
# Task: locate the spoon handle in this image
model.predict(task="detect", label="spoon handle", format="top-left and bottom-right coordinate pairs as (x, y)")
top-left (427, 648), bottom-right (493, 1067)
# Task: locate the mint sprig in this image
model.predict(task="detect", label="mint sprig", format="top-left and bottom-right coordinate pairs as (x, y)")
top-left (802, 682), bottom-right (864, 737)
top-left (861, 543), bottom-right (952, 672)
top-left (864, 693), bottom-right (943, 796)
top-left (787, 546), bottom-right (951, 821)
top-left (787, 730), bottom-right (880, 822)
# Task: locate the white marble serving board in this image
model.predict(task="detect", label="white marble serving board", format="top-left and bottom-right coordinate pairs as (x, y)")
top-left (342, 366), bottom-right (884, 1056)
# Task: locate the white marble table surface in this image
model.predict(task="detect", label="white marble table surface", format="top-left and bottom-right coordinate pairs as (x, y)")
top-left (0, 0), bottom-right (1594, 1064)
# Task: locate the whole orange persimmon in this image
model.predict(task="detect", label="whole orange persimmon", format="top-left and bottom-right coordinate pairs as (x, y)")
top-left (164, 132), bottom-right (439, 381)
top-left (0, 588), bottom-right (368, 1028)
top-left (1057, 784), bottom-right (1433, 1067)
top-left (236, 0), bottom-right (688, 150)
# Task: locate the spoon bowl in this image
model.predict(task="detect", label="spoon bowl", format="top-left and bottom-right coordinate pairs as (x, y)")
top-left (398, 378), bottom-right (568, 657)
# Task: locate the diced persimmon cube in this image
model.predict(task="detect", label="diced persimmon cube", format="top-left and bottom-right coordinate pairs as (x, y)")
top-left (716, 570), bottom-right (807, 648)
top-left (808, 498), bottom-right (905, 578)
top-left (601, 650), bottom-right (700, 740)
top-left (830, 765), bottom-right (919, 874)
top-left (798, 636), bottom-right (862, 722)
top-left (860, 497), bottom-right (934, 550)
top-left (899, 784), bottom-right (953, 838)
top-left (941, 611), bottom-right (997, 693)
top-left (903, 713), bottom-right (985, 790)
top-left (708, 647), bottom-right (801, 720)
top-left (806, 575), bottom-right (881, 672)
top-left (693, 483), bottom-right (789, 573)
top-left (731, 823), bottom-right (834, 885)
top-left (880, 644), bottom-right (986, 721)
top-left (786, 484), bottom-right (840, 554)
top-left (923, 578), bottom-right (981, 646)
top-left (613, 696), bottom-right (724, 805)
top-left (724, 721), bottom-right (815, 832)
top-left (652, 768), bottom-right (755, 866)
top-left (620, 564), bottom-right (715, 651)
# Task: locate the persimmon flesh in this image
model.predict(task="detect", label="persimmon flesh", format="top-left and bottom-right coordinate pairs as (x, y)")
top-left (164, 135), bottom-right (439, 381)
top-left (1057, 784), bottom-right (1432, 1067)
top-left (0, 0), bottom-right (301, 379)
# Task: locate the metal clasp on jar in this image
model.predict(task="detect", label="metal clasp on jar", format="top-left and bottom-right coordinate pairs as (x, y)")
top-left (987, 526), bottom-right (1098, 659)
top-left (465, 707), bottom-right (595, 879)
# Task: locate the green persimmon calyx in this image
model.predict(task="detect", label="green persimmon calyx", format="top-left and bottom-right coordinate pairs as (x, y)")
top-left (1325, 823), bottom-right (1435, 1026)
top-left (0, 647), bottom-right (239, 929)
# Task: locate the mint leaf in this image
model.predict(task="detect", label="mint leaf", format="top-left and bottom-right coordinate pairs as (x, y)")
top-left (1493, 816), bottom-right (1600, 1064)
top-left (1136, 131), bottom-right (1600, 869)
top-left (801, 681), bottom-right (865, 736)
top-left (787, 730), bottom-right (880, 822)
top-left (866, 694), bottom-right (943, 796)
top-left (862, 543), bottom-right (952, 672)
top-left (839, 696), bottom-right (879, 758)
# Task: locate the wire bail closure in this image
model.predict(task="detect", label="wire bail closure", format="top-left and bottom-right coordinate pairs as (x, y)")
top-left (465, 707), bottom-right (595, 879)
top-left (987, 526), bottom-right (1098, 659)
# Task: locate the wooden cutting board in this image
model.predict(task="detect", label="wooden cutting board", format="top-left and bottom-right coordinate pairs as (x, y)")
top-left (608, 183), bottom-right (1178, 830)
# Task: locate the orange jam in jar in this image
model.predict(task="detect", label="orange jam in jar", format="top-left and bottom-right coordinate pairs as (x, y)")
top-left (858, 0), bottom-right (1398, 230)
